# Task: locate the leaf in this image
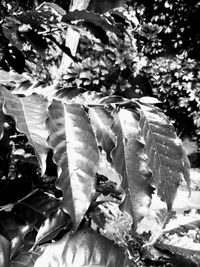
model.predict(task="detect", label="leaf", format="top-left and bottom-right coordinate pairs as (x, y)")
top-left (0, 87), bottom-right (49, 174)
top-left (46, 35), bottom-right (77, 61)
top-left (14, 10), bottom-right (59, 29)
top-left (0, 98), bottom-right (7, 139)
top-left (15, 191), bottom-right (61, 227)
top-left (155, 243), bottom-right (200, 267)
top-left (81, 21), bottom-right (109, 44)
top-left (111, 108), bottom-right (153, 228)
top-left (55, 89), bottom-right (103, 105)
top-left (37, 2), bottom-right (66, 16)
top-left (138, 103), bottom-right (190, 210)
top-left (2, 18), bottom-right (24, 51)
top-left (1, 46), bottom-right (25, 74)
top-left (22, 31), bottom-right (48, 56)
top-left (0, 235), bottom-right (10, 267)
top-left (139, 96), bottom-right (162, 105)
top-left (0, 70), bottom-right (29, 85)
top-left (0, 191), bottom-right (61, 258)
top-left (35, 208), bottom-right (72, 247)
top-left (62, 10), bottom-right (123, 38)
top-left (34, 228), bottom-right (136, 267)
top-left (88, 106), bottom-right (115, 162)
top-left (47, 100), bottom-right (99, 229)
top-left (0, 211), bottom-right (34, 259)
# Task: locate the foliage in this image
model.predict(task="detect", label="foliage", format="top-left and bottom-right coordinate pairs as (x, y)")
top-left (0, 1), bottom-right (197, 267)
top-left (132, 0), bottom-right (200, 59)
top-left (129, 0), bottom-right (200, 143)
top-left (145, 53), bottom-right (200, 137)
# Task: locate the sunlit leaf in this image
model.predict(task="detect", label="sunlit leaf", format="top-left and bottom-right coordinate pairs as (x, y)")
top-left (111, 108), bottom-right (153, 228)
top-left (34, 229), bottom-right (136, 267)
top-left (0, 87), bottom-right (49, 174)
top-left (89, 106), bottom-right (115, 162)
top-left (138, 103), bottom-right (190, 210)
top-left (47, 100), bottom-right (99, 229)
top-left (0, 70), bottom-right (29, 85)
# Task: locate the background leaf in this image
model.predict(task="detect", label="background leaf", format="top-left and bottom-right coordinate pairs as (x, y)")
top-left (0, 87), bottom-right (49, 174)
top-left (34, 228), bottom-right (136, 267)
top-left (47, 100), bottom-right (99, 229)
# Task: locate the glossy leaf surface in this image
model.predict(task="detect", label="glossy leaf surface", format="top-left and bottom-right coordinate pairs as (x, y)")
top-left (111, 108), bottom-right (153, 227)
top-left (35, 208), bottom-right (72, 247)
top-left (47, 100), bottom-right (99, 229)
top-left (89, 106), bottom-right (115, 162)
top-left (34, 228), bottom-right (136, 267)
top-left (0, 87), bottom-right (49, 174)
top-left (138, 103), bottom-right (190, 210)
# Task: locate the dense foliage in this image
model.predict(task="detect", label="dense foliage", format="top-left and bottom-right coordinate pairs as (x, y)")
top-left (0, 1), bottom-right (199, 266)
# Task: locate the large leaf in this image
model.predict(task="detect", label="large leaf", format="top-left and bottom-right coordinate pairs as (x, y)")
top-left (111, 108), bottom-right (153, 228)
top-left (62, 10), bottom-right (123, 38)
top-left (0, 235), bottom-right (10, 267)
top-left (47, 100), bottom-right (99, 229)
top-left (34, 228), bottom-right (136, 267)
top-left (0, 87), bottom-right (49, 174)
top-left (35, 208), bottom-right (72, 247)
top-left (89, 106), bottom-right (115, 162)
top-left (138, 103), bottom-right (190, 210)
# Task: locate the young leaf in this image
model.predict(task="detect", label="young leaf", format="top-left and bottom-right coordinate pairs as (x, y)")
top-left (47, 100), bottom-right (99, 230)
top-left (111, 108), bottom-right (153, 228)
top-left (34, 228), bottom-right (136, 267)
top-left (88, 106), bottom-right (115, 162)
top-left (0, 87), bottom-right (49, 174)
top-left (138, 103), bottom-right (190, 210)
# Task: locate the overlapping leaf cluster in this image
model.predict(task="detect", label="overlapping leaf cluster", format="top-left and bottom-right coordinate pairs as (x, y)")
top-left (0, 3), bottom-right (191, 267)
